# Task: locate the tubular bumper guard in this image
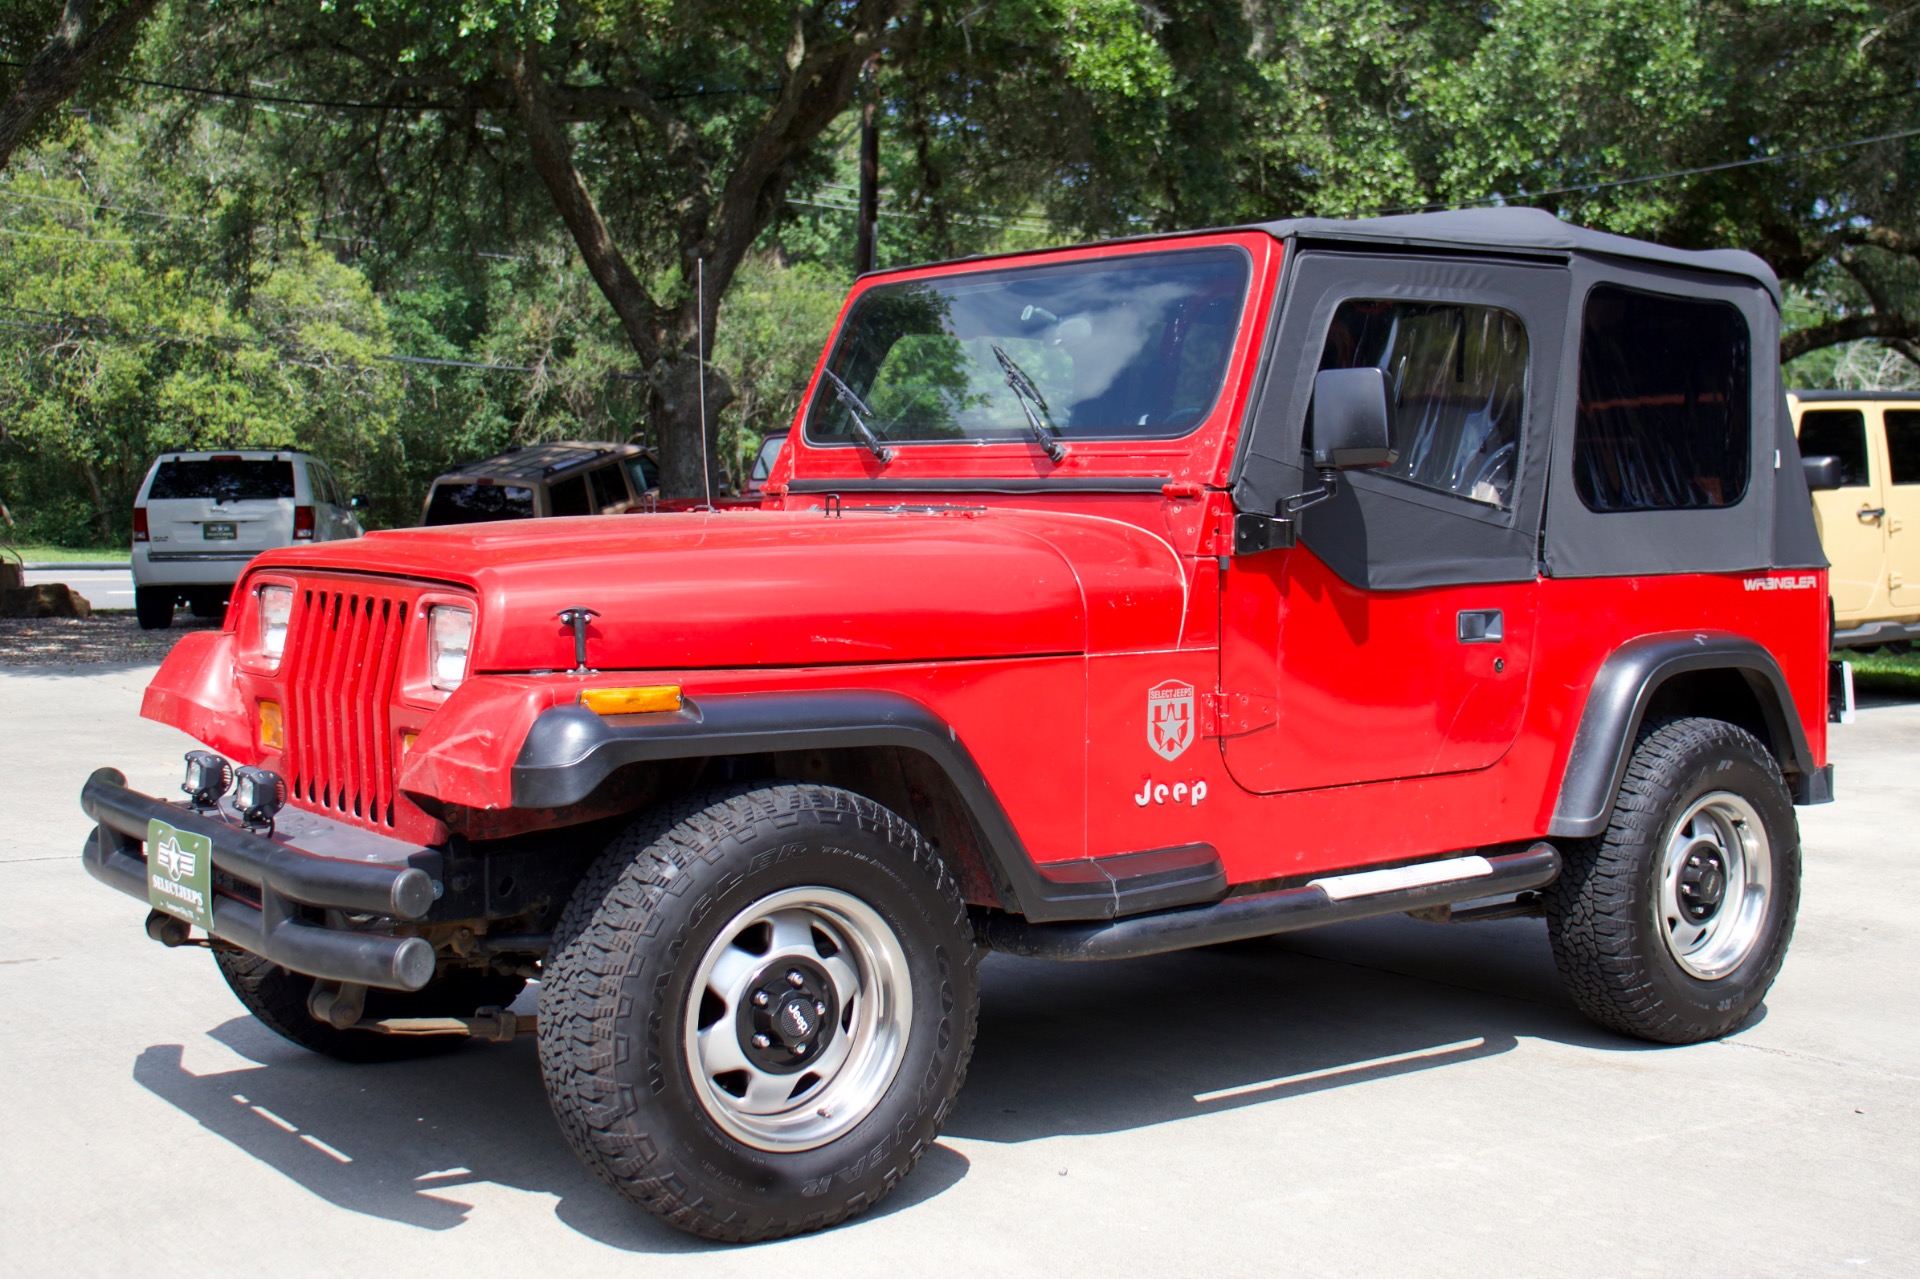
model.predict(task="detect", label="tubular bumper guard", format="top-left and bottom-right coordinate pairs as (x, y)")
top-left (79, 768), bottom-right (438, 991)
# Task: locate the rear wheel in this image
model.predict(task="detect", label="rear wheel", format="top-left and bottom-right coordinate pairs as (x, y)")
top-left (539, 783), bottom-right (980, 1242)
top-left (188, 589), bottom-right (228, 619)
top-left (1544, 717), bottom-right (1800, 1044)
top-left (214, 950), bottom-right (526, 1063)
top-left (134, 586), bottom-right (174, 630)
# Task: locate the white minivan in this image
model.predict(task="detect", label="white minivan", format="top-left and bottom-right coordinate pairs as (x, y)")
top-left (131, 451), bottom-right (363, 629)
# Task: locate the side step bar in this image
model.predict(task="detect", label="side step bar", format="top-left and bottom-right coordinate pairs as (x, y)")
top-left (981, 842), bottom-right (1560, 962)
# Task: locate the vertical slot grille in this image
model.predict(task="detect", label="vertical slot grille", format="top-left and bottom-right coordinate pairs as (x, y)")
top-left (283, 587), bottom-right (408, 829)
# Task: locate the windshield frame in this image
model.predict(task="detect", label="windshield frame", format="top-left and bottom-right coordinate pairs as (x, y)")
top-left (802, 243), bottom-right (1255, 454)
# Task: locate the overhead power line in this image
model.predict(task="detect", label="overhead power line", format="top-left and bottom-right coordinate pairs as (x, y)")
top-left (1374, 122), bottom-right (1920, 216)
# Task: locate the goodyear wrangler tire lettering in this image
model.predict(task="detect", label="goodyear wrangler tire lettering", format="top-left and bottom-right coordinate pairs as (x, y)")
top-left (537, 782), bottom-right (981, 1243)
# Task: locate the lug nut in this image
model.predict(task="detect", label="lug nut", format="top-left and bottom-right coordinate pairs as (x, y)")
top-left (751, 1033), bottom-right (771, 1049)
top-left (752, 991), bottom-right (770, 1008)
top-left (814, 1001), bottom-right (826, 1017)
top-left (786, 970), bottom-right (805, 988)
top-left (793, 1042), bottom-right (808, 1056)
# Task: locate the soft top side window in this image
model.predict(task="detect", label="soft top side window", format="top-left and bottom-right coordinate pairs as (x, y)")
top-left (1574, 285), bottom-right (1752, 513)
top-left (1315, 299), bottom-right (1528, 509)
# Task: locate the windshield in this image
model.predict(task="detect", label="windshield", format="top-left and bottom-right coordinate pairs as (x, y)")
top-left (805, 247), bottom-right (1249, 448)
top-left (148, 459), bottom-right (295, 502)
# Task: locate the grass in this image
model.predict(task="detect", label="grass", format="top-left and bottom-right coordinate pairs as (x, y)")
top-left (1, 543), bottom-right (128, 564)
top-left (1841, 647), bottom-right (1920, 697)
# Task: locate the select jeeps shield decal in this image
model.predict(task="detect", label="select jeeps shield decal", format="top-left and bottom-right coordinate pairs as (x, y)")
top-left (1148, 680), bottom-right (1195, 761)
top-left (147, 818), bottom-right (214, 931)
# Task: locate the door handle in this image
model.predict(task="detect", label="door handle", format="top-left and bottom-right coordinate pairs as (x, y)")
top-left (1457, 609), bottom-right (1504, 643)
top-left (1859, 506), bottom-right (1887, 522)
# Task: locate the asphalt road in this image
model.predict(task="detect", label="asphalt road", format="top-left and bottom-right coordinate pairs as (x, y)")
top-left (3, 664), bottom-right (1916, 1277)
top-left (21, 565), bottom-right (135, 611)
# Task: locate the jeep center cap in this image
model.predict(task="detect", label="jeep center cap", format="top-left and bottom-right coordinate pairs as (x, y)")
top-left (741, 959), bottom-right (839, 1073)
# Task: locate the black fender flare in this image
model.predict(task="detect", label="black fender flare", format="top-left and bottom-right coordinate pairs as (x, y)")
top-left (1550, 632), bottom-right (1828, 838)
top-left (511, 690), bottom-right (1225, 923)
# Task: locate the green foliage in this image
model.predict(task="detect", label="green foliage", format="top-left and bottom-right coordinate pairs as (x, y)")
top-left (12, 0), bottom-right (1920, 532)
top-left (0, 118), bottom-right (400, 543)
top-left (1845, 647), bottom-right (1920, 697)
top-left (709, 257), bottom-right (850, 477)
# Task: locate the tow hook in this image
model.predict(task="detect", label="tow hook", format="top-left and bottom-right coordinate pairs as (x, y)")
top-left (308, 981), bottom-right (368, 1030)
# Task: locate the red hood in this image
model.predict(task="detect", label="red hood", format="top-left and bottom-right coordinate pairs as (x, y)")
top-left (247, 509), bottom-right (1188, 672)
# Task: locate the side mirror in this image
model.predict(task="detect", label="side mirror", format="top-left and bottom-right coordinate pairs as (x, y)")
top-left (1801, 456), bottom-right (1844, 491)
top-left (350, 494), bottom-right (368, 510)
top-left (1310, 368), bottom-right (1397, 470)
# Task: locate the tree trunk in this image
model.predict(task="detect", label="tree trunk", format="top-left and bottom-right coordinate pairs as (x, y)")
top-left (1781, 312), bottom-right (1920, 363)
top-left (499, 12), bottom-right (905, 497)
top-left (0, 0), bottom-right (161, 173)
top-left (79, 461), bottom-right (112, 546)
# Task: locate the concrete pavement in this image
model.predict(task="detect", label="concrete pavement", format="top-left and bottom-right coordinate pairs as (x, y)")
top-left (2, 664), bottom-right (1915, 1277)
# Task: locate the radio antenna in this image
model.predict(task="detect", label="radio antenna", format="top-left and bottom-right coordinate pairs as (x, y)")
top-left (697, 257), bottom-right (712, 510)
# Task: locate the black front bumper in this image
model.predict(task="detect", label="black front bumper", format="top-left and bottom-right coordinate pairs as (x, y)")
top-left (80, 768), bottom-right (439, 990)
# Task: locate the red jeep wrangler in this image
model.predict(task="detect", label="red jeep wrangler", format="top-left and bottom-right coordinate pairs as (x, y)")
top-left (82, 208), bottom-right (1833, 1242)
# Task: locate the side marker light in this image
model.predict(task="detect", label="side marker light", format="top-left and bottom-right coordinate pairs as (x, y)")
top-left (580, 686), bottom-right (683, 716)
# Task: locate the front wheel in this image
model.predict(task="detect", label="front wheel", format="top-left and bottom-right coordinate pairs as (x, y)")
top-left (1544, 717), bottom-right (1801, 1044)
top-left (538, 784), bottom-right (980, 1242)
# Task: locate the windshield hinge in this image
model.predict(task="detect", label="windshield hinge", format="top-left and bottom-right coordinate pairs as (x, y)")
top-left (1232, 511), bottom-right (1297, 555)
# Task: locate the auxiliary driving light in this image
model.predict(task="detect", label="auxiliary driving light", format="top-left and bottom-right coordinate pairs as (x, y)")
top-left (231, 765), bottom-right (286, 830)
top-left (181, 750), bottom-right (232, 809)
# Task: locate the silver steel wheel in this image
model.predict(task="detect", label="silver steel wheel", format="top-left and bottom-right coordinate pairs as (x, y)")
top-left (1657, 791), bottom-right (1773, 980)
top-left (683, 886), bottom-right (913, 1152)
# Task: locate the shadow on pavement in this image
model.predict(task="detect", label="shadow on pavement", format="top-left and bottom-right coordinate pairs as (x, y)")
top-left (131, 913), bottom-right (1667, 1249)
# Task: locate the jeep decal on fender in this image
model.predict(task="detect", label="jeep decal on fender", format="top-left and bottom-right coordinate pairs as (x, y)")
top-left (1148, 680), bottom-right (1195, 761)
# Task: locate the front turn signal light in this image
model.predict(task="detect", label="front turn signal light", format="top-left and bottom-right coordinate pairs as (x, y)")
top-left (580, 685), bottom-right (683, 716)
top-left (258, 700), bottom-right (284, 750)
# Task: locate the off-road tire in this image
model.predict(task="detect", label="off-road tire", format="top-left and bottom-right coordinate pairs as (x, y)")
top-left (538, 783), bottom-right (981, 1243)
top-left (1544, 716), bottom-right (1801, 1044)
top-left (134, 586), bottom-right (174, 630)
top-left (214, 950), bottom-right (527, 1063)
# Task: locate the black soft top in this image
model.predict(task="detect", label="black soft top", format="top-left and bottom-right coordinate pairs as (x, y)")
top-left (1254, 207), bottom-right (1781, 304)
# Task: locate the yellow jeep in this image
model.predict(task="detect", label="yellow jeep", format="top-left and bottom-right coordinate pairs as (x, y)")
top-left (1791, 391), bottom-right (1920, 646)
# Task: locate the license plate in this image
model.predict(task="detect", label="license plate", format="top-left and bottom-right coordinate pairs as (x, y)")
top-left (147, 817), bottom-right (215, 931)
top-left (203, 522), bottom-right (237, 540)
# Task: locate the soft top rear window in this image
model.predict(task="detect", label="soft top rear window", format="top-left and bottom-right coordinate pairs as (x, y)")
top-left (424, 482), bottom-right (535, 525)
top-left (807, 246), bottom-right (1250, 447)
top-left (147, 459), bottom-right (295, 502)
top-left (1573, 285), bottom-right (1752, 513)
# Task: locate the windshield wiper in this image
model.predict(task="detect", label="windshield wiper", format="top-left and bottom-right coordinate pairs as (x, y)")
top-left (820, 369), bottom-right (895, 464)
top-left (990, 344), bottom-right (1067, 463)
